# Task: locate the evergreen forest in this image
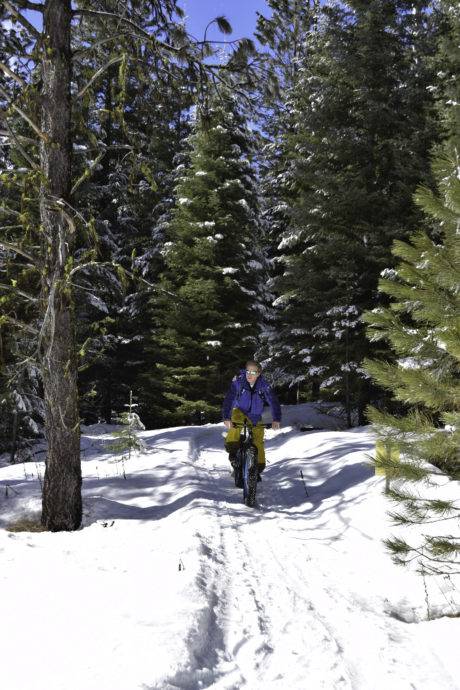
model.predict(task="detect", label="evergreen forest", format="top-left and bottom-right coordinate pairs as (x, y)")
top-left (0, 0), bottom-right (458, 569)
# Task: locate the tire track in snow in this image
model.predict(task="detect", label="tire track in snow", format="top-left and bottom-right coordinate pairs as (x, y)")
top-left (256, 531), bottom-right (358, 688)
top-left (219, 519), bottom-right (275, 686)
top-left (160, 427), bottom-right (267, 689)
top-left (252, 461), bottom-right (455, 690)
top-left (252, 470), bottom-right (358, 686)
top-left (188, 428), bottom-right (356, 689)
top-left (162, 536), bottom-right (229, 690)
top-left (252, 453), bottom-right (413, 689)
top-left (187, 428), bottom-right (277, 687)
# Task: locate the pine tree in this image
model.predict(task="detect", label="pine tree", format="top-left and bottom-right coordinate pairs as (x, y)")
top-left (0, 6), bottom-right (44, 452)
top-left (70, 6), bottom-right (194, 425)
top-left (111, 390), bottom-right (145, 466)
top-left (150, 94), bottom-right (263, 425)
top-left (363, 2), bottom-right (460, 573)
top-left (430, 0), bottom-right (460, 144)
top-left (269, 1), bottom-right (439, 422)
top-left (363, 150), bottom-right (460, 573)
top-left (255, 0), bottom-right (319, 395)
top-left (64, 5), bottom-right (257, 428)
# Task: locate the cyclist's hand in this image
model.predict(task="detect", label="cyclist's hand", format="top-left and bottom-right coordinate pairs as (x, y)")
top-left (224, 419), bottom-right (232, 429)
top-left (272, 421), bottom-right (281, 430)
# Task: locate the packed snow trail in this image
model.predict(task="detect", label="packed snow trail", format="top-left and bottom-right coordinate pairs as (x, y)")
top-left (182, 427), bottom-right (353, 689)
top-left (166, 424), bottom-right (457, 690)
top-left (1, 406), bottom-right (459, 690)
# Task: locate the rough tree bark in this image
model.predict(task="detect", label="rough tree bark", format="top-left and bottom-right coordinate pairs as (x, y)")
top-left (40, 0), bottom-right (82, 531)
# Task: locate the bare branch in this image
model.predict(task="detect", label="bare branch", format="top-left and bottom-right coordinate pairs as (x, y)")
top-left (0, 61), bottom-right (26, 88)
top-left (70, 151), bottom-right (104, 195)
top-left (0, 86), bottom-right (48, 142)
top-left (3, 1), bottom-right (42, 38)
top-left (58, 207), bottom-right (76, 236)
top-left (67, 260), bottom-right (112, 279)
top-left (0, 129), bottom-right (37, 146)
top-left (0, 240), bottom-right (37, 264)
top-left (0, 283), bottom-right (38, 302)
top-left (0, 207), bottom-right (21, 218)
top-left (69, 281), bottom-right (97, 294)
top-left (76, 56), bottom-right (124, 99)
top-left (123, 266), bottom-right (183, 301)
top-left (2, 314), bottom-right (39, 335)
top-left (196, 39), bottom-right (245, 46)
top-left (72, 9), bottom-right (181, 53)
top-left (10, 0), bottom-right (44, 11)
top-left (5, 121), bottom-right (40, 170)
top-left (44, 196), bottom-right (87, 228)
top-left (72, 34), bottom-right (126, 57)
top-left (68, 261), bottom-right (182, 302)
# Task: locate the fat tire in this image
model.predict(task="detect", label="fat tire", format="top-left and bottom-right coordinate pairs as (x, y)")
top-left (244, 467), bottom-right (257, 507)
top-left (234, 464), bottom-right (244, 488)
top-left (244, 445), bottom-right (258, 507)
top-left (234, 450), bottom-right (244, 488)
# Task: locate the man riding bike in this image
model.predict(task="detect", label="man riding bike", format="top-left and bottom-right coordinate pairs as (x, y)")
top-left (222, 361), bottom-right (281, 480)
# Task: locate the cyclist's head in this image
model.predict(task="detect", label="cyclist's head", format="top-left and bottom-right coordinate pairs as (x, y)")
top-left (245, 361), bottom-right (262, 380)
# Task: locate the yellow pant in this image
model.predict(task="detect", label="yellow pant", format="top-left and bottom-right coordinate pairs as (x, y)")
top-left (225, 408), bottom-right (266, 468)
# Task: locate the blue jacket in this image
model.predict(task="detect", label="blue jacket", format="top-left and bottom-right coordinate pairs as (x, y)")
top-left (222, 370), bottom-right (281, 425)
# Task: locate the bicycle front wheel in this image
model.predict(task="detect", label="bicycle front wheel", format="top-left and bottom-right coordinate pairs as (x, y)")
top-left (243, 445), bottom-right (258, 507)
top-left (234, 450), bottom-right (244, 488)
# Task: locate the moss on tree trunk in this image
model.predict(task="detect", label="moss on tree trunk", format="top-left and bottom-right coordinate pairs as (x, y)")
top-left (40, 0), bottom-right (81, 531)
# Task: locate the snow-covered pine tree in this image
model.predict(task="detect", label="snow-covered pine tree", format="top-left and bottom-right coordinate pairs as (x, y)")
top-left (150, 93), bottom-right (263, 425)
top-left (255, 0), bottom-right (320, 121)
top-left (270, 0), bottom-right (439, 424)
top-left (71, 3), bottom-right (194, 425)
top-left (431, 0), bottom-right (460, 145)
top-left (363, 1), bottom-right (460, 575)
top-left (255, 0), bottom-right (320, 394)
top-left (0, 8), bottom-right (45, 451)
top-left (70, 5), bottom-right (257, 428)
top-left (363, 156), bottom-right (460, 572)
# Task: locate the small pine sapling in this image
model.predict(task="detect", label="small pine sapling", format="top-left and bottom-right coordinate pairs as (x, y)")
top-left (111, 391), bottom-right (145, 476)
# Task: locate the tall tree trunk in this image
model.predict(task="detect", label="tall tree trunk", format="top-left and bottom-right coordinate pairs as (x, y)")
top-left (40, 0), bottom-right (82, 531)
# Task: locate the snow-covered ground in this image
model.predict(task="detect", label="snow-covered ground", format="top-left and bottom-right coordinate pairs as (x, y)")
top-left (1, 404), bottom-right (459, 690)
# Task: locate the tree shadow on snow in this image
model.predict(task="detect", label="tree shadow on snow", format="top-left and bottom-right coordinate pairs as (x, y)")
top-left (79, 426), bottom-right (376, 535)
